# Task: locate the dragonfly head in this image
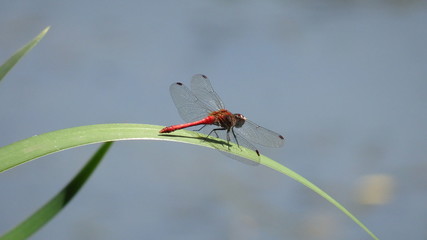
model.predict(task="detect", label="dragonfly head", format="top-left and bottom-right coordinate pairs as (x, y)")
top-left (234, 113), bottom-right (246, 128)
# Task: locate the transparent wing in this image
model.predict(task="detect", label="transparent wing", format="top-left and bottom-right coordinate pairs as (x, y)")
top-left (190, 74), bottom-right (225, 111)
top-left (197, 126), bottom-right (260, 165)
top-left (167, 74), bottom-right (283, 165)
top-left (169, 82), bottom-right (212, 123)
top-left (234, 119), bottom-right (285, 148)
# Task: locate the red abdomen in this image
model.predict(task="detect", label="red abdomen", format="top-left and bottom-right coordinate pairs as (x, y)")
top-left (160, 115), bottom-right (217, 133)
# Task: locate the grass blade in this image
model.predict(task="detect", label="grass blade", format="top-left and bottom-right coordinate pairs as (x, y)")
top-left (0, 123), bottom-right (379, 239)
top-left (0, 26), bottom-right (50, 82)
top-left (0, 142), bottom-right (113, 240)
top-left (260, 155), bottom-right (379, 240)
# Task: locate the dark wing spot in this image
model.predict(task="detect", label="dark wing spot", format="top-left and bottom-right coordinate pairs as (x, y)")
top-left (279, 135), bottom-right (284, 140)
top-left (255, 150), bottom-right (260, 156)
top-left (176, 82), bottom-right (183, 86)
top-left (201, 74), bottom-right (207, 79)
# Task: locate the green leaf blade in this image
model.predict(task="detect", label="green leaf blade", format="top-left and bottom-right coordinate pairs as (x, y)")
top-left (0, 26), bottom-right (50, 82)
top-left (0, 142), bottom-right (113, 240)
top-left (0, 123), bottom-right (379, 239)
top-left (260, 156), bottom-right (379, 240)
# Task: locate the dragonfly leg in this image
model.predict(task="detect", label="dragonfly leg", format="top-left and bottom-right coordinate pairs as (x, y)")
top-left (195, 125), bottom-right (207, 132)
top-left (230, 128), bottom-right (242, 149)
top-left (208, 127), bottom-right (225, 138)
top-left (196, 125), bottom-right (222, 143)
top-left (207, 128), bottom-right (231, 149)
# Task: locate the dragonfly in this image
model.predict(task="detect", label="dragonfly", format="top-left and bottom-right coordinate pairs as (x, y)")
top-left (159, 74), bottom-right (285, 163)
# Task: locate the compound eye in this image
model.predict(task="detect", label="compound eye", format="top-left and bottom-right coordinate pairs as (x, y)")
top-left (234, 114), bottom-right (246, 128)
top-left (235, 114), bottom-right (246, 120)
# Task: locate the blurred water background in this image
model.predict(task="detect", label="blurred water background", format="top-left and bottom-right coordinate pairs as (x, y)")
top-left (0, 0), bottom-right (426, 239)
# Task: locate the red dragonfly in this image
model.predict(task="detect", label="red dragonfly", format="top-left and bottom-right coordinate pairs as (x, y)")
top-left (160, 74), bottom-right (285, 162)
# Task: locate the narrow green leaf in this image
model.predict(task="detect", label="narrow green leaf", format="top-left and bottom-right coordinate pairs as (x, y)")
top-left (260, 156), bottom-right (379, 240)
top-left (0, 26), bottom-right (50, 82)
top-left (0, 142), bottom-right (113, 240)
top-left (0, 124), bottom-right (202, 172)
top-left (0, 124), bottom-right (379, 239)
